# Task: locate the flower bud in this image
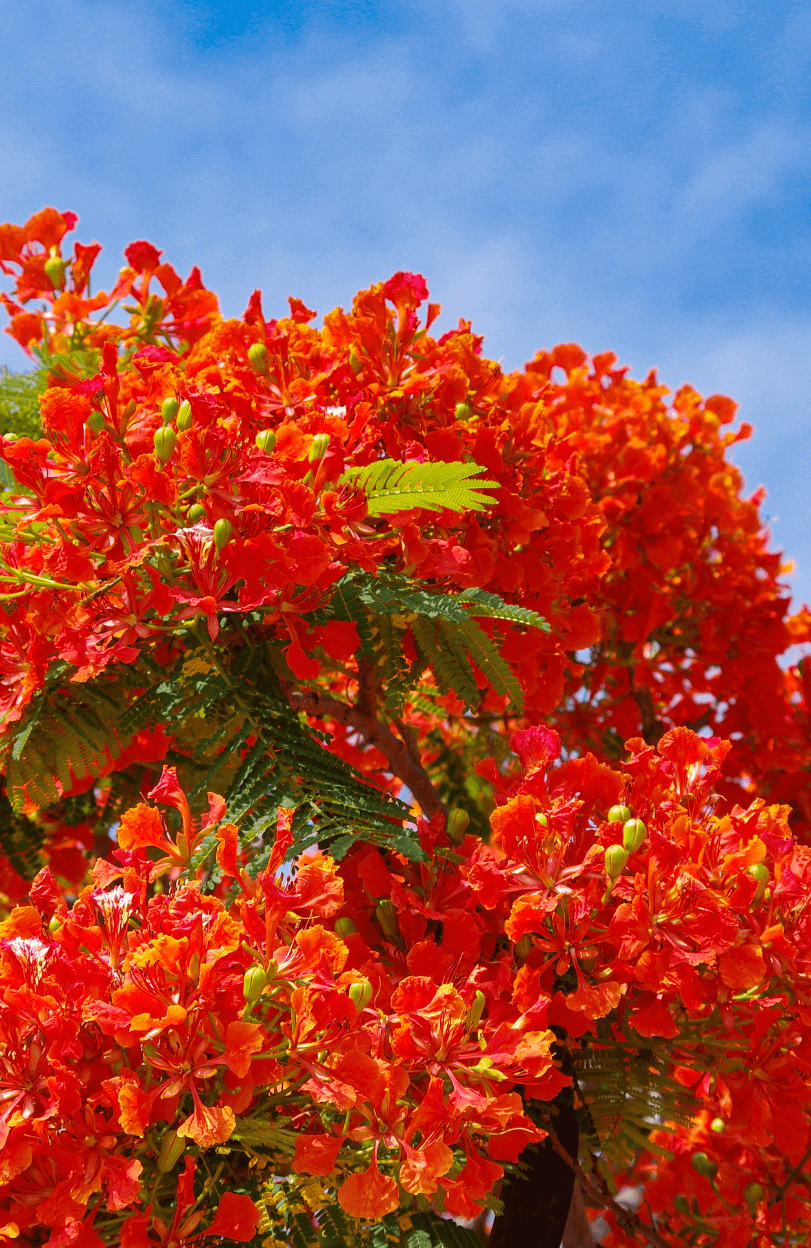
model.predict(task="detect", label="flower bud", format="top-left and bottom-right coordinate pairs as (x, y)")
top-left (255, 429), bottom-right (276, 453)
top-left (375, 899), bottom-right (399, 941)
top-left (514, 934), bottom-right (532, 959)
top-left (243, 965), bottom-right (268, 1003)
top-left (710, 1117), bottom-right (725, 1133)
top-left (161, 397), bottom-right (178, 424)
top-left (187, 503), bottom-right (206, 523)
top-left (622, 818), bottom-right (647, 853)
top-left (44, 247), bottom-right (66, 290)
top-left (743, 1182), bottom-right (764, 1214)
top-left (608, 804), bottom-right (632, 824)
top-left (154, 426), bottom-right (177, 464)
top-left (535, 812), bottom-right (549, 828)
top-left (86, 411), bottom-right (106, 434)
top-left (248, 342), bottom-right (269, 374)
top-left (308, 433), bottom-right (330, 463)
top-left (213, 518), bottom-right (233, 550)
top-left (673, 1195), bottom-right (690, 1216)
top-left (605, 844), bottom-right (628, 879)
top-left (348, 347), bottom-right (363, 374)
top-left (466, 990), bottom-right (486, 1031)
top-left (747, 862), bottom-right (769, 906)
top-left (334, 917), bottom-right (356, 937)
top-left (176, 401), bottom-right (193, 431)
top-left (348, 979), bottom-right (373, 1010)
top-left (447, 809), bottom-right (470, 842)
top-left (48, 915), bottom-right (62, 934)
top-left (157, 1129), bottom-right (186, 1173)
top-left (454, 402), bottom-right (473, 421)
top-left (691, 1152), bottom-right (718, 1181)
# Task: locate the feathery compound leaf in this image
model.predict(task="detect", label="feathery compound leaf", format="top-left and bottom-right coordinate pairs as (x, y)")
top-left (458, 618), bottom-right (525, 712)
top-left (4, 680), bottom-right (136, 817)
top-left (574, 1040), bottom-right (697, 1168)
top-left (459, 587), bottom-right (551, 632)
top-left (339, 458), bottom-right (498, 515)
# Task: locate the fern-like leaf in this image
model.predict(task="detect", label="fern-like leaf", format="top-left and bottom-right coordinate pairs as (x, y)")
top-left (339, 459), bottom-right (498, 515)
top-left (574, 1040), bottom-right (697, 1167)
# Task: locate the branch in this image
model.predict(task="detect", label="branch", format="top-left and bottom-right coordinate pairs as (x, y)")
top-left (286, 686), bottom-right (446, 819)
top-left (546, 1131), bottom-right (671, 1248)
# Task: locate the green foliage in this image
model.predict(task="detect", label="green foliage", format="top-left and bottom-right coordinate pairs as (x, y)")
top-left (0, 635), bottom-right (419, 878)
top-left (124, 641), bottom-right (416, 863)
top-left (339, 458), bottom-right (498, 515)
top-left (260, 1198), bottom-right (484, 1248)
top-left (574, 1036), bottom-right (697, 1167)
top-left (327, 572), bottom-right (547, 715)
top-left (3, 677), bottom-right (133, 815)
top-left (0, 368), bottom-right (43, 442)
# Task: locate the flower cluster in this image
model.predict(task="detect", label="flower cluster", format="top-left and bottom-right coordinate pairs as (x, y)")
top-left (0, 727), bottom-right (810, 1246)
top-left (2, 206), bottom-right (811, 1248)
top-left (1, 208), bottom-right (808, 831)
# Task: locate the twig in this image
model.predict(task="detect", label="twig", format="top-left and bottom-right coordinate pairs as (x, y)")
top-left (546, 1130), bottom-right (671, 1248)
top-left (768, 1142), bottom-right (811, 1207)
top-left (287, 686), bottom-right (446, 818)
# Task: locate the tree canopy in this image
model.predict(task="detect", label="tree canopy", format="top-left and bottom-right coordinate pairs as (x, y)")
top-left (0, 205), bottom-right (808, 1248)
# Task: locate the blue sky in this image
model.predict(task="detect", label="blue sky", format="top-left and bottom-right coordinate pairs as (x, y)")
top-left (2, 0), bottom-right (810, 608)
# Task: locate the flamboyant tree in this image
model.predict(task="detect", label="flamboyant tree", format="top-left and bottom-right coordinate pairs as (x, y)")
top-left (0, 207), bottom-right (809, 1248)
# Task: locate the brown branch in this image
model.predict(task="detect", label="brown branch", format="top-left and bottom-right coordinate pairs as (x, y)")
top-left (286, 686), bottom-right (446, 819)
top-left (546, 1130), bottom-right (671, 1248)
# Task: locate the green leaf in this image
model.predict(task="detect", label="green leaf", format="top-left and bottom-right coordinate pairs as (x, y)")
top-left (339, 459), bottom-right (498, 515)
top-left (459, 587), bottom-right (551, 632)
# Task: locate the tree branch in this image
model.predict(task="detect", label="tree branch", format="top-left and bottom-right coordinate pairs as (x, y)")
top-left (286, 686), bottom-right (446, 819)
top-left (546, 1130), bottom-right (671, 1248)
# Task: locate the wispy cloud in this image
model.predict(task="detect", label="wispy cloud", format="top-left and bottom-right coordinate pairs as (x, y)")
top-left (1, 0), bottom-right (809, 601)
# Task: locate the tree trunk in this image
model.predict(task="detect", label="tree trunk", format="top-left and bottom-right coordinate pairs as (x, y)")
top-left (489, 1090), bottom-right (581, 1248)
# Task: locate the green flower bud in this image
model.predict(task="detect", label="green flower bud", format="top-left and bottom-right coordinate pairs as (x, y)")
top-left (608, 804), bottom-right (632, 824)
top-left (673, 1195), bottom-right (690, 1216)
top-left (447, 809), bottom-right (470, 842)
top-left (334, 917), bottom-right (356, 937)
top-left (44, 247), bottom-right (66, 290)
top-left (535, 812), bottom-right (549, 828)
top-left (375, 899), bottom-right (399, 941)
top-left (348, 347), bottom-right (363, 375)
top-left (605, 844), bottom-right (628, 879)
top-left (187, 503), bottom-right (207, 523)
top-left (86, 411), bottom-right (106, 434)
top-left (691, 1152), bottom-right (718, 1181)
top-left (255, 429), bottom-right (276, 454)
top-left (48, 915), bottom-right (62, 934)
top-left (622, 818), bottom-right (647, 853)
top-left (710, 1117), bottom-right (725, 1133)
top-left (243, 965), bottom-right (268, 1003)
top-left (213, 518), bottom-right (233, 550)
top-left (466, 990), bottom-right (486, 1031)
top-left (248, 342), bottom-right (269, 374)
top-left (747, 862), bottom-right (770, 905)
top-left (348, 979), bottom-right (373, 1010)
top-left (176, 400), bottom-right (193, 431)
top-left (743, 1182), bottom-right (764, 1213)
top-left (154, 426), bottom-right (177, 463)
top-left (161, 397), bottom-right (178, 424)
top-left (454, 402), bottom-right (473, 421)
top-left (308, 432), bottom-right (330, 463)
top-left (157, 1129), bottom-right (186, 1173)
top-left (514, 934), bottom-right (533, 959)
